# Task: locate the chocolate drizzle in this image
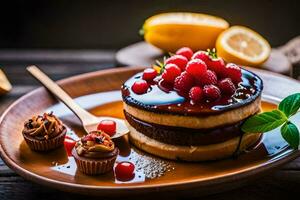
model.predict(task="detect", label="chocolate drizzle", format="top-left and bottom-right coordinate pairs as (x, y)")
top-left (122, 68), bottom-right (263, 116)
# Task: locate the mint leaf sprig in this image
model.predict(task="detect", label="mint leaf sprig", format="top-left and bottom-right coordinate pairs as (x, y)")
top-left (207, 48), bottom-right (218, 59)
top-left (241, 93), bottom-right (300, 149)
top-left (153, 56), bottom-right (167, 75)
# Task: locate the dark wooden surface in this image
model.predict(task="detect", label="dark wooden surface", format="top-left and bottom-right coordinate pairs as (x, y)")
top-left (0, 50), bottom-right (300, 200)
top-left (1, 0), bottom-right (300, 49)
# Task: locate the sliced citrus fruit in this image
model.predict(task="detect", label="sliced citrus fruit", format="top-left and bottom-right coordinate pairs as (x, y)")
top-left (216, 26), bottom-right (271, 66)
top-left (142, 12), bottom-right (229, 52)
top-left (0, 69), bottom-right (12, 95)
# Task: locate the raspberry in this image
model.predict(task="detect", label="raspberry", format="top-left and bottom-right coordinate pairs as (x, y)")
top-left (161, 64), bottom-right (181, 83)
top-left (207, 58), bottom-right (226, 77)
top-left (174, 72), bottom-right (195, 94)
top-left (198, 70), bottom-right (217, 86)
top-left (165, 55), bottom-right (188, 71)
top-left (131, 80), bottom-right (149, 94)
top-left (191, 51), bottom-right (210, 64)
top-left (223, 63), bottom-right (242, 84)
top-left (189, 86), bottom-right (203, 103)
top-left (218, 78), bottom-right (236, 95)
top-left (142, 68), bottom-right (158, 81)
top-left (203, 85), bottom-right (221, 101)
top-left (176, 47), bottom-right (193, 60)
top-left (185, 59), bottom-right (207, 78)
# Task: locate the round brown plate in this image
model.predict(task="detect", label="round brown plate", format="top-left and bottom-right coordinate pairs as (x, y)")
top-left (0, 67), bottom-right (299, 197)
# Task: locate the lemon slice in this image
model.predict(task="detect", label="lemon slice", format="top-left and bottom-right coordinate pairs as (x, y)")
top-left (216, 26), bottom-right (271, 66)
top-left (143, 12), bottom-right (229, 52)
top-left (0, 69), bottom-right (12, 95)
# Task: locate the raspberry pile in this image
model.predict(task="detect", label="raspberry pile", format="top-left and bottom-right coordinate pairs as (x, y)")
top-left (131, 47), bottom-right (242, 103)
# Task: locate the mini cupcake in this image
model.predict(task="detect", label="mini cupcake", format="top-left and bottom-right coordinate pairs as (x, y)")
top-left (72, 131), bottom-right (119, 175)
top-left (22, 112), bottom-right (66, 151)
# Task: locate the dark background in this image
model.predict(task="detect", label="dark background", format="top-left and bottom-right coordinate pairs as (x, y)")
top-left (0, 0), bottom-right (299, 50)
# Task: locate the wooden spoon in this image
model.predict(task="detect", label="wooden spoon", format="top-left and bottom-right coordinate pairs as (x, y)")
top-left (26, 65), bottom-right (129, 139)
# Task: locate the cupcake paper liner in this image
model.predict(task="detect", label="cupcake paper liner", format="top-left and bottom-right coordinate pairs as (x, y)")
top-left (22, 127), bottom-right (66, 151)
top-left (72, 148), bottom-right (119, 175)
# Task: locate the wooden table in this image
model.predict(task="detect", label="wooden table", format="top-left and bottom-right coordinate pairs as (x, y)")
top-left (0, 50), bottom-right (299, 200)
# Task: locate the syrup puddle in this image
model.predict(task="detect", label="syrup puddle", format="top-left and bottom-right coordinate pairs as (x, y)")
top-left (46, 90), bottom-right (122, 117)
top-left (51, 148), bottom-right (173, 183)
top-left (44, 91), bottom-right (297, 184)
top-left (51, 157), bottom-right (77, 176)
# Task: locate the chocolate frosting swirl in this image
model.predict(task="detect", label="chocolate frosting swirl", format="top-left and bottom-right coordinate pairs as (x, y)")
top-left (22, 112), bottom-right (64, 140)
top-left (75, 131), bottom-right (117, 158)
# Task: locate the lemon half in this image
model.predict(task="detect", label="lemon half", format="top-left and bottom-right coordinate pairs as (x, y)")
top-left (0, 69), bottom-right (12, 95)
top-left (216, 26), bottom-right (271, 66)
top-left (143, 12), bottom-right (229, 52)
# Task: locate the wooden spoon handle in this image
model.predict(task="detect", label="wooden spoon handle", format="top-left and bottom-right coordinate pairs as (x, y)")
top-left (27, 65), bottom-right (97, 124)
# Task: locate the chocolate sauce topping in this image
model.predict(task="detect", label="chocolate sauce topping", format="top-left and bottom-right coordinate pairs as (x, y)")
top-left (122, 68), bottom-right (263, 116)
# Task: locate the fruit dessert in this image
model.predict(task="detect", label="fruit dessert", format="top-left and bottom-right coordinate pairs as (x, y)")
top-left (72, 131), bottom-right (119, 175)
top-left (22, 112), bottom-right (66, 151)
top-left (122, 47), bottom-right (263, 161)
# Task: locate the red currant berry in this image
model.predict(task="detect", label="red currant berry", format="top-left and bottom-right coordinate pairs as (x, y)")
top-left (191, 51), bottom-right (210, 64)
top-left (174, 72), bottom-right (195, 94)
top-left (115, 161), bottom-right (135, 181)
top-left (203, 85), bottom-right (221, 101)
top-left (131, 80), bottom-right (149, 94)
top-left (218, 78), bottom-right (236, 95)
top-left (223, 63), bottom-right (242, 84)
top-left (189, 86), bottom-right (203, 103)
top-left (97, 120), bottom-right (116, 136)
top-left (207, 58), bottom-right (226, 77)
top-left (64, 136), bottom-right (76, 156)
top-left (176, 47), bottom-right (193, 60)
top-left (162, 64), bottom-right (181, 83)
top-left (197, 70), bottom-right (217, 86)
top-left (142, 68), bottom-right (158, 81)
top-left (165, 55), bottom-right (188, 71)
top-left (186, 59), bottom-right (207, 78)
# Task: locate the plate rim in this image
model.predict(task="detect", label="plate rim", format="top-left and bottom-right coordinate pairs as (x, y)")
top-left (0, 66), bottom-right (300, 194)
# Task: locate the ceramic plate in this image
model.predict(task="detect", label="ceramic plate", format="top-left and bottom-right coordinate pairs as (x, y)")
top-left (0, 67), bottom-right (299, 197)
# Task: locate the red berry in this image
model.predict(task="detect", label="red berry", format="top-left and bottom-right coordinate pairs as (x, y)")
top-left (161, 64), bottom-right (181, 83)
top-left (218, 78), bottom-right (236, 95)
top-left (131, 80), bottom-right (149, 94)
top-left (82, 134), bottom-right (93, 142)
top-left (176, 47), bottom-right (193, 60)
top-left (165, 55), bottom-right (188, 71)
top-left (64, 137), bottom-right (76, 156)
top-left (185, 59), bottom-right (207, 78)
top-left (223, 63), bottom-right (242, 84)
top-left (189, 86), bottom-right (203, 103)
top-left (158, 79), bottom-right (173, 93)
top-left (174, 72), bottom-right (195, 94)
top-left (207, 58), bottom-right (226, 77)
top-left (65, 135), bottom-right (74, 140)
top-left (115, 161), bottom-right (135, 181)
top-left (203, 85), bottom-right (221, 101)
top-left (142, 68), bottom-right (157, 81)
top-left (97, 120), bottom-right (116, 136)
top-left (198, 70), bottom-right (217, 86)
top-left (192, 51), bottom-right (210, 64)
